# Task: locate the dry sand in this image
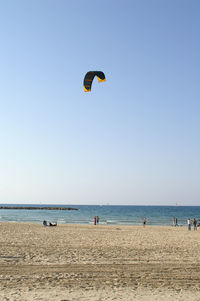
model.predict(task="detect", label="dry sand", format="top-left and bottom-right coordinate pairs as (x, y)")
top-left (0, 222), bottom-right (200, 300)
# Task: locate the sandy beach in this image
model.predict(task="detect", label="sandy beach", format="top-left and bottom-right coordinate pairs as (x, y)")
top-left (1, 222), bottom-right (200, 300)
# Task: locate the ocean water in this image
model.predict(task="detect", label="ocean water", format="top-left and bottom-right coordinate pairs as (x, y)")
top-left (0, 204), bottom-right (200, 226)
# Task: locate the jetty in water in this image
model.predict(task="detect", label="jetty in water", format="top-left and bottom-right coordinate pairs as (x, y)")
top-left (0, 206), bottom-right (78, 211)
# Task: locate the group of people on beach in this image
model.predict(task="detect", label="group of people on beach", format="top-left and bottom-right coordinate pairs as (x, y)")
top-left (172, 217), bottom-right (178, 227)
top-left (187, 218), bottom-right (200, 231)
top-left (94, 216), bottom-right (100, 225)
top-left (172, 217), bottom-right (200, 230)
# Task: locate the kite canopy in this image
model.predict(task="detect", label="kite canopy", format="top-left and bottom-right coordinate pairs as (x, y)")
top-left (83, 71), bottom-right (106, 92)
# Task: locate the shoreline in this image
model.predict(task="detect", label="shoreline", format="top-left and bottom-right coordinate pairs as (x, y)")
top-left (0, 221), bottom-right (188, 227)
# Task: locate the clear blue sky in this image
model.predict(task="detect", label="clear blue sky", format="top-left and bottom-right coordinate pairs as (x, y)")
top-left (0, 0), bottom-right (200, 205)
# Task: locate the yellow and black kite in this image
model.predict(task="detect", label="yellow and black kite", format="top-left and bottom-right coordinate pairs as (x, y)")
top-left (83, 71), bottom-right (106, 92)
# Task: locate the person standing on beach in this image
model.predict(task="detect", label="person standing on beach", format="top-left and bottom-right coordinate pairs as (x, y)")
top-left (96, 216), bottom-right (99, 224)
top-left (175, 217), bottom-right (178, 227)
top-left (143, 217), bottom-right (147, 227)
top-left (193, 218), bottom-right (197, 231)
top-left (173, 217), bottom-right (176, 227)
top-left (94, 216), bottom-right (97, 225)
top-left (187, 218), bottom-right (191, 231)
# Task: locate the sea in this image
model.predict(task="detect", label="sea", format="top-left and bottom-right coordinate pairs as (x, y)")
top-left (0, 204), bottom-right (200, 226)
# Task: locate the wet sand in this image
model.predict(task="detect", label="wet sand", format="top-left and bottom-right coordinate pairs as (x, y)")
top-left (0, 223), bottom-right (200, 300)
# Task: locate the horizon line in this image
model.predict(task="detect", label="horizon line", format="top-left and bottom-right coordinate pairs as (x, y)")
top-left (0, 203), bottom-right (199, 207)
